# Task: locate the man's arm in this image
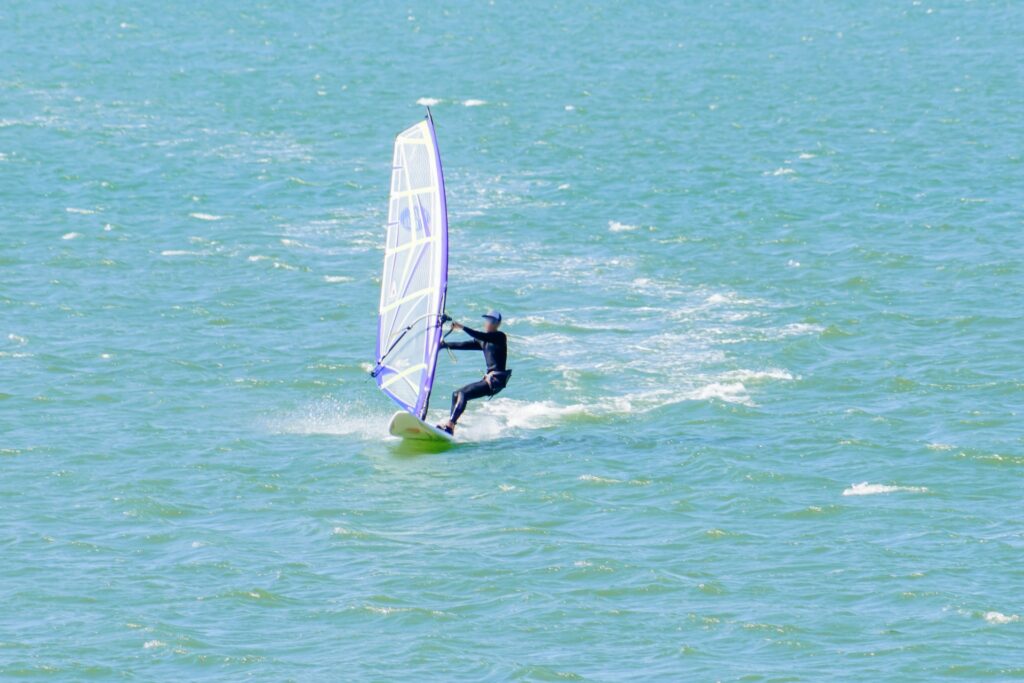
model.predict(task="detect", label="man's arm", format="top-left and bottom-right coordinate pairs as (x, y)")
top-left (441, 340), bottom-right (480, 351)
top-left (462, 326), bottom-right (505, 345)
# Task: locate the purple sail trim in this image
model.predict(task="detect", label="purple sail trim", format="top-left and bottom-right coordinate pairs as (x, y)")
top-left (418, 111), bottom-right (449, 418)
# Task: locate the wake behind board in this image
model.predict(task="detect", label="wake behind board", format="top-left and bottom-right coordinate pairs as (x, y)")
top-left (388, 410), bottom-right (453, 443)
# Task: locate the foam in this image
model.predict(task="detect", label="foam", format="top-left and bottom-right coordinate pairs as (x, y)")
top-left (65, 207), bottom-right (96, 215)
top-left (454, 399), bottom-right (591, 441)
top-left (983, 611), bottom-right (1019, 625)
top-left (463, 99), bottom-right (487, 107)
top-left (416, 97), bottom-right (441, 106)
top-left (455, 380), bottom-right (762, 438)
top-left (608, 220), bottom-right (640, 232)
top-left (8, 333), bottom-right (27, 345)
top-left (160, 250), bottom-right (203, 257)
top-left (721, 368), bottom-right (794, 382)
top-left (61, 232), bottom-right (82, 240)
top-left (776, 323), bottom-right (826, 337)
top-left (842, 482), bottom-right (928, 496)
top-left (189, 212), bottom-right (223, 221)
top-left (578, 474), bottom-right (620, 484)
top-left (684, 382), bottom-right (753, 406)
top-left (323, 275), bottom-right (353, 283)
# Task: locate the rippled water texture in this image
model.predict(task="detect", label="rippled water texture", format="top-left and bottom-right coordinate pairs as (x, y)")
top-left (2, 1), bottom-right (1022, 679)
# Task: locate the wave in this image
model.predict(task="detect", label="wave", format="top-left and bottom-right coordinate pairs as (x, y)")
top-left (578, 474), bottom-right (621, 484)
top-left (160, 249), bottom-right (205, 257)
top-left (842, 482), bottom-right (929, 496)
top-left (984, 611), bottom-right (1019, 625)
top-left (608, 220), bottom-right (640, 233)
top-left (464, 380), bottom-right (770, 436)
top-left (455, 399), bottom-right (591, 441)
top-left (720, 368), bottom-right (795, 382)
top-left (775, 323), bottom-right (826, 337)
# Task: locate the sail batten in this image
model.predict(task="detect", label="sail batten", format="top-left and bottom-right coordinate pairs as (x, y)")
top-left (373, 114), bottom-right (448, 419)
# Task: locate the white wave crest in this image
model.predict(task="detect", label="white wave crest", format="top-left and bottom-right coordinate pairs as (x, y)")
top-left (777, 323), bottom-right (826, 337)
top-left (984, 611), bottom-right (1019, 625)
top-left (684, 382), bottom-right (753, 406)
top-left (842, 482), bottom-right (928, 496)
top-left (721, 368), bottom-right (795, 382)
top-left (608, 220), bottom-right (640, 232)
top-left (578, 474), bottom-right (621, 484)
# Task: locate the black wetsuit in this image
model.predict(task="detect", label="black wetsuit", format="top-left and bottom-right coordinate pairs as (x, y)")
top-left (441, 327), bottom-right (511, 424)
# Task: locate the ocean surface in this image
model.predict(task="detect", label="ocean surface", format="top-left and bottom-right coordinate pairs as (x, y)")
top-left (2, 1), bottom-right (1023, 680)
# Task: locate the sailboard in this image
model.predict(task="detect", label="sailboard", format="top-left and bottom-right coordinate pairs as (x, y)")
top-left (371, 110), bottom-right (452, 442)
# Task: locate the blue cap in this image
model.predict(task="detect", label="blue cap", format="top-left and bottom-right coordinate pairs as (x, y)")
top-left (482, 309), bottom-right (502, 323)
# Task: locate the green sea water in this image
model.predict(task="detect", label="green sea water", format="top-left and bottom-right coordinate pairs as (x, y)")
top-left (2, 1), bottom-right (1023, 680)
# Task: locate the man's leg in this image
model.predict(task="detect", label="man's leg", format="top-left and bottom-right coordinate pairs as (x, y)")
top-left (449, 379), bottom-right (492, 425)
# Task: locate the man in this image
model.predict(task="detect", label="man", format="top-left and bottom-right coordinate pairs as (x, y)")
top-left (436, 310), bottom-right (511, 435)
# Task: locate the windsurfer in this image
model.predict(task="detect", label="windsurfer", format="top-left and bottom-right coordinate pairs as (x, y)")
top-left (437, 310), bottom-right (511, 434)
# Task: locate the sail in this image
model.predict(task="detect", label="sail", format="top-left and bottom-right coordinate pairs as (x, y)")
top-left (373, 114), bottom-right (449, 419)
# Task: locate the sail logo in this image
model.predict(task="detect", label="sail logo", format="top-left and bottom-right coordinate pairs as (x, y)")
top-left (399, 205), bottom-right (431, 236)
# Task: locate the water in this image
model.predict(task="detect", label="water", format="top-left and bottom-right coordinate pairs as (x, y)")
top-left (2, 1), bottom-right (1023, 679)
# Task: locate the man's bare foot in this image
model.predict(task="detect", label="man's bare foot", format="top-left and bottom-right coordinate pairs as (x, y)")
top-left (436, 421), bottom-right (455, 435)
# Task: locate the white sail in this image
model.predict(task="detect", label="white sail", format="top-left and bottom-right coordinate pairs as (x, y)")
top-left (372, 115), bottom-right (448, 418)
